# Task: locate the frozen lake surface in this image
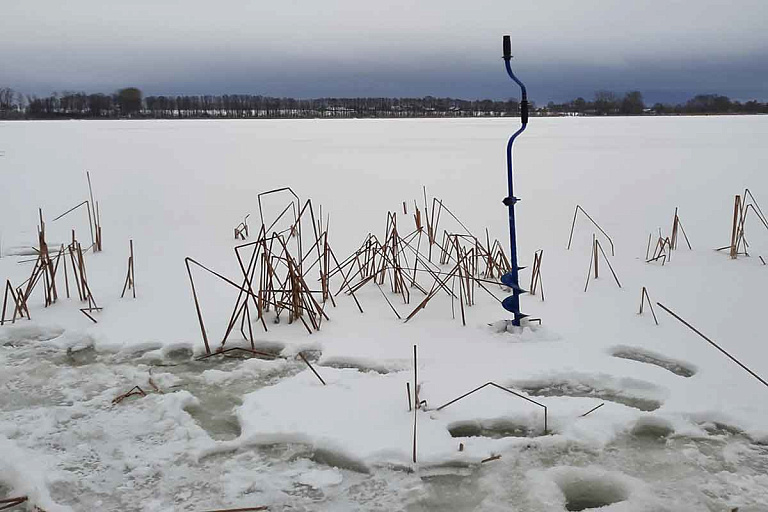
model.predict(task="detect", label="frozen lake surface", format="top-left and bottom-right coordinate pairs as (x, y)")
top-left (1, 117), bottom-right (768, 511)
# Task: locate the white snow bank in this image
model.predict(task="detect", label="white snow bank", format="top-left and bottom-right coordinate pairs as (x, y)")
top-left (236, 366), bottom-right (573, 469)
top-left (0, 435), bottom-right (73, 512)
top-left (236, 368), bottom-right (450, 468)
top-left (0, 323), bottom-right (64, 344)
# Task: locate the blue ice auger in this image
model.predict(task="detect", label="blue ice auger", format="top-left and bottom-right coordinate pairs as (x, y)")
top-left (500, 35), bottom-right (529, 326)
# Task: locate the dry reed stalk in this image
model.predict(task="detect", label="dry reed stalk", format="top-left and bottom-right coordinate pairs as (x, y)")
top-left (1, 280), bottom-right (30, 325)
top-left (67, 239), bottom-right (85, 301)
top-left (95, 202), bottom-right (102, 251)
top-left (121, 240), bottom-right (136, 298)
top-left (298, 352), bottom-right (326, 385)
top-left (670, 207), bottom-right (679, 249)
top-left (529, 249), bottom-right (544, 301)
top-left (199, 507), bottom-right (268, 512)
top-left (186, 257), bottom-right (251, 354)
top-left (567, 205), bottom-right (615, 256)
top-left (647, 236), bottom-right (672, 264)
top-left (658, 302), bottom-right (768, 389)
top-left (585, 235), bottom-right (621, 291)
top-left (435, 381), bottom-right (548, 433)
top-left (87, 171), bottom-right (98, 250)
top-left (406, 382), bottom-right (412, 411)
top-left (196, 347), bottom-right (282, 361)
top-left (187, 187), bottom-right (533, 352)
top-left (234, 214), bottom-right (251, 240)
top-left (579, 403), bottom-right (605, 417)
top-left (404, 252), bottom-right (469, 322)
top-left (454, 239), bottom-right (466, 326)
top-left (717, 190), bottom-right (768, 258)
top-left (0, 496), bottom-right (29, 510)
top-left (730, 195), bottom-right (742, 259)
top-left (596, 239), bottom-right (621, 288)
top-left (638, 286), bottom-right (659, 325)
top-left (669, 207), bottom-right (692, 250)
top-left (112, 386), bottom-right (147, 404)
top-left (413, 345), bottom-right (418, 463)
top-left (593, 235), bottom-right (599, 279)
top-left (646, 233), bottom-right (652, 260)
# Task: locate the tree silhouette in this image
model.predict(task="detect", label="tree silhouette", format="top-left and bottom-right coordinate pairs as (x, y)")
top-left (117, 87), bottom-right (143, 116)
top-left (620, 91), bottom-right (644, 115)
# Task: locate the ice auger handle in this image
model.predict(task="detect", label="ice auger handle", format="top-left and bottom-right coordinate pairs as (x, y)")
top-left (502, 35), bottom-right (528, 124)
top-left (520, 100), bottom-right (528, 124)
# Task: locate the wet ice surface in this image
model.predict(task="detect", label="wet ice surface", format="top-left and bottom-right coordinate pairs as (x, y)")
top-left (2, 333), bottom-right (767, 511)
top-left (513, 374), bottom-right (666, 412)
top-left (610, 345), bottom-right (697, 378)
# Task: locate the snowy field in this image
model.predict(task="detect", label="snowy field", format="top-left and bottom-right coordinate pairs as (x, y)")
top-left (1, 116), bottom-right (768, 511)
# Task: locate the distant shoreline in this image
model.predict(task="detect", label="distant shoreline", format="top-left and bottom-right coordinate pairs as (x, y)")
top-left (3, 90), bottom-right (766, 120)
top-left (2, 112), bottom-right (766, 122)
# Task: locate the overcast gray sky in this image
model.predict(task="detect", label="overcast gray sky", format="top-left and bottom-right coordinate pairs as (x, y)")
top-left (2, 0), bottom-right (767, 102)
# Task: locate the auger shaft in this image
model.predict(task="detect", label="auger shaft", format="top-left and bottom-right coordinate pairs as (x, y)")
top-left (500, 34), bottom-right (529, 325)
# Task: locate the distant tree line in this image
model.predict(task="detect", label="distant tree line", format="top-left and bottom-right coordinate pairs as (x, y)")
top-left (3, 87), bottom-right (522, 119)
top-left (0, 87), bottom-right (25, 119)
top-left (542, 91), bottom-right (768, 116)
top-left (1, 86), bottom-right (767, 120)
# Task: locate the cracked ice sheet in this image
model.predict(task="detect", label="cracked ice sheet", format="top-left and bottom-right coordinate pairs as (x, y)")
top-left (233, 366), bottom-right (650, 468)
top-left (235, 368), bottom-right (455, 468)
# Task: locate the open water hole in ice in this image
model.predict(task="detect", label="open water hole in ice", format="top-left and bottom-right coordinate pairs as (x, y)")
top-left (2, 337), bottom-right (767, 511)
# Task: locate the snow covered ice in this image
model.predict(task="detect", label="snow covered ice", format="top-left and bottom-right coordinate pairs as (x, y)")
top-left (1, 116), bottom-right (768, 510)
